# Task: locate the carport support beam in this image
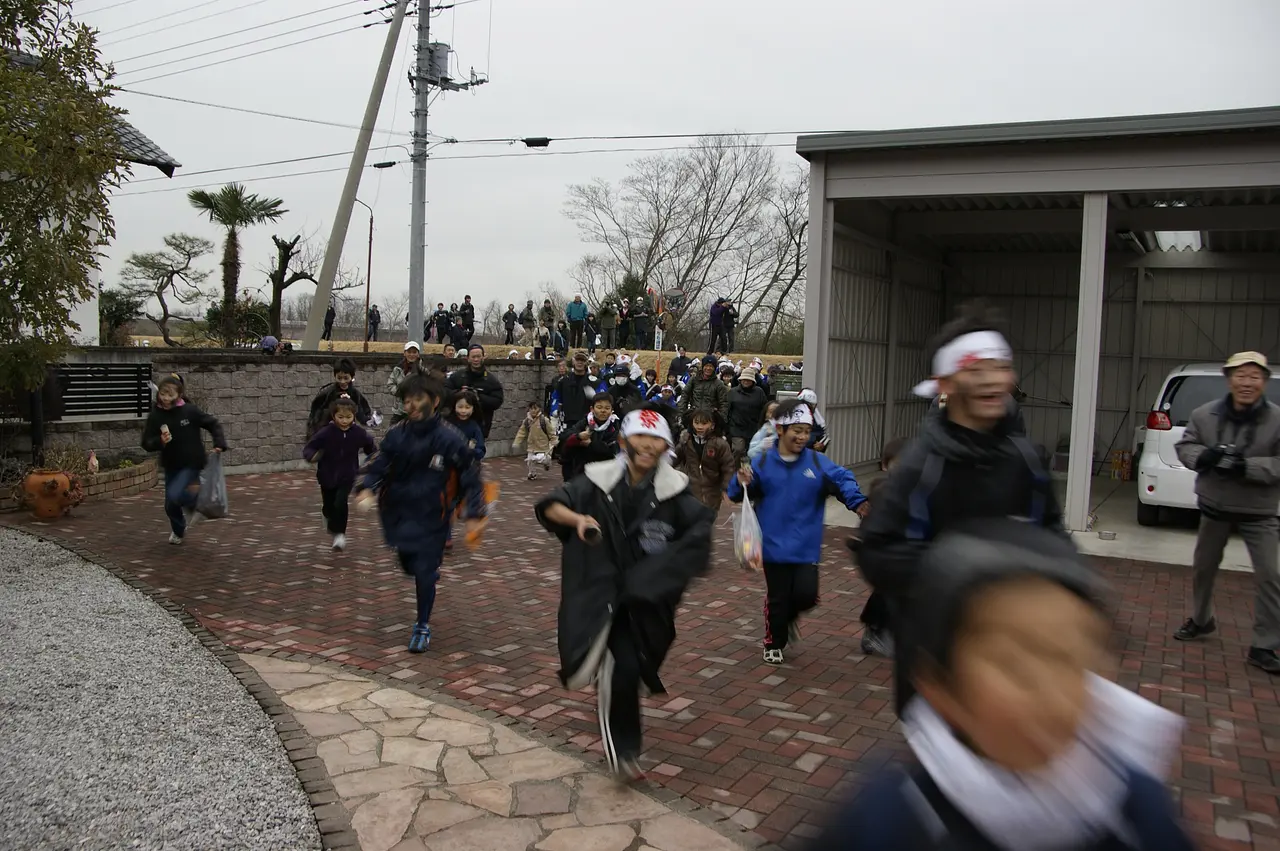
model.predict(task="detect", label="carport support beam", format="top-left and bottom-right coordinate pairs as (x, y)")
top-left (1065, 192), bottom-right (1109, 531)
top-left (803, 154), bottom-right (833, 403)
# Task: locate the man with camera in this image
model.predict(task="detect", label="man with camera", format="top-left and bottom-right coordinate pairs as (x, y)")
top-left (1174, 351), bottom-right (1280, 674)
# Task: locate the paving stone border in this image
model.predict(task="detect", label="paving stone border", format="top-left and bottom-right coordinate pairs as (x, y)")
top-left (23, 529), bottom-right (779, 851)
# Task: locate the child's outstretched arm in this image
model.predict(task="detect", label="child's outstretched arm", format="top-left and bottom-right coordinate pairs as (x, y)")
top-left (302, 425), bottom-right (327, 462)
top-left (194, 406), bottom-right (229, 450)
top-left (141, 409), bottom-right (163, 452)
top-left (818, 453), bottom-right (867, 515)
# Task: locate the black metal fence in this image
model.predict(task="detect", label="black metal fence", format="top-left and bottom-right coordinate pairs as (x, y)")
top-left (52, 363), bottom-right (152, 419)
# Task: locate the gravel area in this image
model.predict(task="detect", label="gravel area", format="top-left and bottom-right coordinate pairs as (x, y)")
top-left (0, 529), bottom-right (321, 851)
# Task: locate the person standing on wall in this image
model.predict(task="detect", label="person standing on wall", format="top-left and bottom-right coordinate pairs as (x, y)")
top-left (519, 299), bottom-right (538, 345)
top-left (1173, 351), bottom-right (1280, 674)
top-left (597, 302), bottom-right (618, 349)
top-left (432, 302), bottom-right (452, 344)
top-left (617, 299), bottom-right (632, 350)
top-left (722, 300), bottom-right (740, 353)
top-left (322, 301), bottom-right (336, 341)
top-left (502, 303), bottom-right (519, 345)
top-left (708, 298), bottom-right (727, 354)
top-left (459, 295), bottom-right (476, 337)
top-left (631, 296), bottom-right (652, 350)
top-left (566, 294), bottom-right (589, 348)
top-left (444, 344), bottom-right (505, 439)
top-left (367, 304), bottom-right (381, 342)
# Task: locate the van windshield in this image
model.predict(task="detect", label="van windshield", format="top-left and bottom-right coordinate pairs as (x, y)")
top-left (1160, 375), bottom-right (1280, 427)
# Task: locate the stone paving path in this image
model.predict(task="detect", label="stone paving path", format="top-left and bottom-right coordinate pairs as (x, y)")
top-left (10, 458), bottom-right (1280, 850)
top-left (246, 652), bottom-right (749, 851)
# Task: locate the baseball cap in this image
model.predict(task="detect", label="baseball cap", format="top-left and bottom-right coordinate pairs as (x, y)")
top-left (1224, 351), bottom-right (1270, 374)
top-left (404, 341), bottom-right (420, 351)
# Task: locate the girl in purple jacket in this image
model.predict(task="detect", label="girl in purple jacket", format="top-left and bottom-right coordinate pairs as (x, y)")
top-left (303, 396), bottom-right (376, 551)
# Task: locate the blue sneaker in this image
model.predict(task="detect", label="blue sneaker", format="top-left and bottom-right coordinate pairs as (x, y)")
top-left (408, 623), bottom-right (431, 653)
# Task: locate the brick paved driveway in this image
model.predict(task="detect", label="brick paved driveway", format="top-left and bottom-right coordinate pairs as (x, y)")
top-left (8, 458), bottom-right (1280, 850)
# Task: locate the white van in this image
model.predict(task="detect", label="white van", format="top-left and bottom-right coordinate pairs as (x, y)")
top-left (1136, 363), bottom-right (1280, 525)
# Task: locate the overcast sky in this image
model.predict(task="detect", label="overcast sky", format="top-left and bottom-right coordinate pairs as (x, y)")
top-left (86, 0), bottom-right (1280, 319)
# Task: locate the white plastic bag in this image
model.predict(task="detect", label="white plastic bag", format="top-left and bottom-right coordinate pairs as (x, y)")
top-left (196, 453), bottom-right (229, 519)
top-left (732, 496), bottom-right (763, 570)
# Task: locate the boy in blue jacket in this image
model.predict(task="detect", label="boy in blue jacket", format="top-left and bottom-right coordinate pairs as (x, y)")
top-left (356, 372), bottom-right (486, 653)
top-left (727, 399), bottom-right (867, 665)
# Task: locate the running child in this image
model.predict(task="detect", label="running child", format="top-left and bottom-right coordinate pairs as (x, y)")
top-left (302, 396), bottom-right (376, 551)
top-left (560, 392), bottom-right (620, 481)
top-left (747, 400), bottom-right (780, 460)
top-left (514, 400), bottom-right (555, 480)
top-left (536, 404), bottom-right (713, 780)
top-left (141, 373), bottom-right (228, 545)
top-left (727, 399), bottom-right (868, 665)
top-left (805, 519), bottom-right (1192, 851)
top-left (356, 372), bottom-right (486, 653)
top-left (846, 437), bottom-right (905, 657)
top-left (447, 389), bottom-right (487, 459)
top-left (308, 357), bottom-right (372, 438)
top-left (674, 408), bottom-right (735, 513)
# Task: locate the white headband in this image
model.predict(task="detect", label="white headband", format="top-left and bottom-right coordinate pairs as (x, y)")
top-left (912, 330), bottom-right (1012, 398)
top-left (775, 406), bottom-right (814, 427)
top-left (620, 409), bottom-right (674, 446)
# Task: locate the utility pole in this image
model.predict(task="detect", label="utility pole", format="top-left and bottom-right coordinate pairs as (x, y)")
top-left (406, 5), bottom-right (431, 347)
top-left (301, 0), bottom-right (410, 351)
top-left (407, 3), bottom-right (487, 347)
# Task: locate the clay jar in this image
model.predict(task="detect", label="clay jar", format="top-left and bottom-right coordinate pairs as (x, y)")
top-left (22, 470), bottom-right (82, 519)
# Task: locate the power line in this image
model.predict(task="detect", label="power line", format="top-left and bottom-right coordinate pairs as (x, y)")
top-left (114, 162), bottom-right (399, 197)
top-left (117, 88), bottom-right (415, 138)
top-left (76, 0), bottom-right (150, 14)
top-left (111, 141), bottom-right (799, 197)
top-left (115, 12), bottom-right (366, 76)
top-left (126, 143), bottom-right (408, 184)
top-left (110, 0), bottom-right (358, 64)
top-left (122, 21), bottom-right (388, 85)
top-left (97, 0), bottom-right (282, 45)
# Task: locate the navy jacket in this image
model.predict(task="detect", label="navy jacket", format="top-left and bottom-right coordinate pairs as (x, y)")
top-left (726, 446), bottom-right (866, 564)
top-left (360, 416), bottom-right (484, 551)
top-left (448, 416), bottom-right (487, 460)
top-left (303, 422), bottom-right (375, 489)
top-left (805, 765), bottom-right (1194, 851)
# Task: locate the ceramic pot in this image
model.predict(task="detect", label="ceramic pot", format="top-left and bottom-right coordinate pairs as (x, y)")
top-left (22, 470), bottom-right (81, 519)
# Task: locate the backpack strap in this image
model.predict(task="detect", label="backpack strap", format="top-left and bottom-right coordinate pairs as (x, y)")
top-left (1009, 435), bottom-right (1050, 525)
top-left (906, 453), bottom-right (946, 541)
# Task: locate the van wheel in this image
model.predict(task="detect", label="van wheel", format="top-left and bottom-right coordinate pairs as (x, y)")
top-left (1136, 501), bottom-right (1161, 527)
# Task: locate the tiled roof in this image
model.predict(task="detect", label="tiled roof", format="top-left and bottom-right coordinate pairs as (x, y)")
top-left (8, 49), bottom-right (181, 177)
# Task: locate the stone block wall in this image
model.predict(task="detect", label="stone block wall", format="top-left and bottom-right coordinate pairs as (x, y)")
top-left (3, 349), bottom-right (552, 475)
top-left (149, 350), bottom-right (550, 470)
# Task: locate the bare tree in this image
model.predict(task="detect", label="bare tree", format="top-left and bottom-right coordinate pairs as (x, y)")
top-left (261, 233), bottom-right (362, 337)
top-left (727, 165), bottom-right (808, 351)
top-left (118, 233), bottom-right (215, 346)
top-left (564, 135), bottom-right (779, 342)
top-left (479, 298), bottom-right (504, 340)
top-left (383, 292), bottom-right (410, 332)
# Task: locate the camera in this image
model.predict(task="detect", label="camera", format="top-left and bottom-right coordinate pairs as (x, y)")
top-left (1215, 444), bottom-right (1243, 471)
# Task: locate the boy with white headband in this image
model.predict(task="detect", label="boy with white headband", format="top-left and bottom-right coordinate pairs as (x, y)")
top-left (536, 404), bottom-right (713, 781)
top-left (859, 301), bottom-right (1065, 715)
top-left (727, 398), bottom-right (868, 665)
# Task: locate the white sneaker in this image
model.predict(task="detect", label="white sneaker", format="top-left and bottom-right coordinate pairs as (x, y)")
top-left (332, 534), bottom-right (346, 552)
top-left (168, 532), bottom-right (183, 545)
top-left (763, 648), bottom-right (784, 666)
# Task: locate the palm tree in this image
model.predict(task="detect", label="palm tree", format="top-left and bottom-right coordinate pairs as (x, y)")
top-left (188, 183), bottom-right (287, 345)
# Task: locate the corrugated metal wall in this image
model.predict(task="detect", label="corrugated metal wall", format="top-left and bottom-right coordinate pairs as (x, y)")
top-left (825, 229), bottom-right (944, 467)
top-left (949, 258), bottom-right (1280, 459)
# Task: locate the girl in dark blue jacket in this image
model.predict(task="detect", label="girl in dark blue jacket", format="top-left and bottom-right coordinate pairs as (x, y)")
top-left (804, 519), bottom-right (1193, 851)
top-left (302, 396), bottom-right (375, 552)
top-left (726, 399), bottom-right (867, 666)
top-left (356, 373), bottom-right (486, 653)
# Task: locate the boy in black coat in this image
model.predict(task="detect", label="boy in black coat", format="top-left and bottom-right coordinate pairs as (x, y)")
top-left (805, 519), bottom-right (1193, 851)
top-left (536, 404), bottom-right (713, 781)
top-left (307, 357), bottom-right (373, 439)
